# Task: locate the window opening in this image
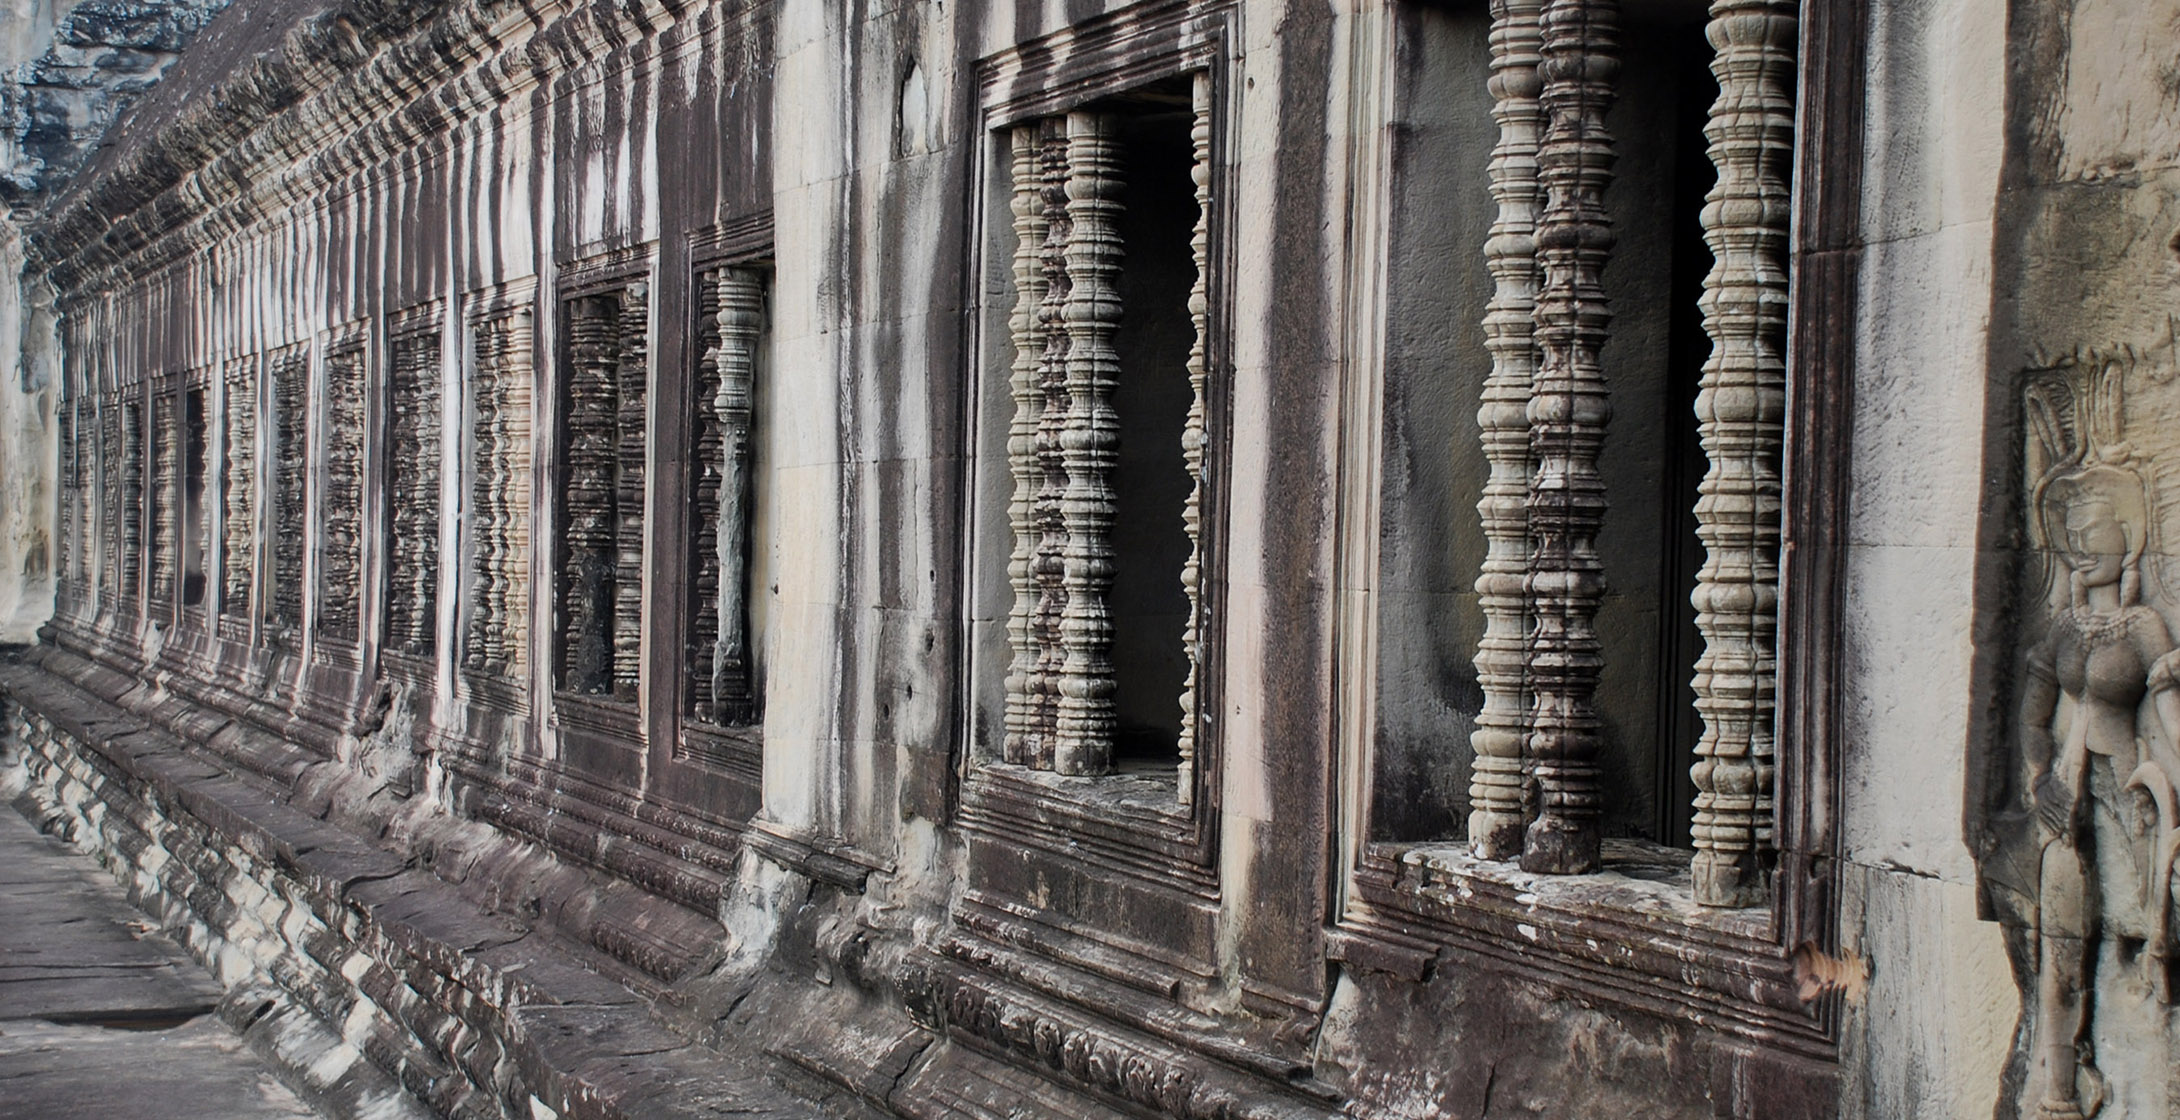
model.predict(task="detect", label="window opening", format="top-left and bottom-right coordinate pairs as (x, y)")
top-left (687, 267), bottom-right (766, 727)
top-left (467, 307), bottom-right (534, 685)
top-left (555, 284), bottom-right (648, 700)
top-left (320, 341), bottom-right (367, 645)
top-left (118, 399), bottom-right (143, 603)
top-left (387, 327), bottom-right (441, 657)
top-left (182, 386), bottom-right (208, 608)
top-left (223, 359), bottom-right (257, 621)
top-left (1000, 71), bottom-right (1215, 796)
top-left (268, 349), bottom-right (308, 630)
top-left (150, 392), bottom-right (177, 606)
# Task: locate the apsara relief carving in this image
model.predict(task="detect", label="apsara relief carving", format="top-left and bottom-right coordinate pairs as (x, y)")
top-left (1983, 349), bottom-right (2180, 1120)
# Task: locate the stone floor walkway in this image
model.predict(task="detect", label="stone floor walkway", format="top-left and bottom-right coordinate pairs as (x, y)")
top-left (0, 802), bottom-right (323, 1120)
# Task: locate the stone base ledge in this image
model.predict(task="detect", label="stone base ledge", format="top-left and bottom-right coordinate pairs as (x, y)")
top-left (0, 658), bottom-right (851, 1120)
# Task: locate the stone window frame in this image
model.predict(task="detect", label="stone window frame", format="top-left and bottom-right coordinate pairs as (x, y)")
top-left (676, 216), bottom-right (775, 779)
top-left (383, 301), bottom-right (448, 676)
top-left (547, 244), bottom-right (656, 746)
top-left (1325, 0), bottom-right (1866, 1056)
top-left (958, 1), bottom-right (1238, 877)
top-left (461, 277), bottom-right (540, 718)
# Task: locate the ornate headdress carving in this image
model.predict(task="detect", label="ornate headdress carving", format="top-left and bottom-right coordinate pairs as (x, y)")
top-left (2026, 348), bottom-right (2154, 606)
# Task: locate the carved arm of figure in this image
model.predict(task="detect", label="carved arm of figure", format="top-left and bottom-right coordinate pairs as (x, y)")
top-left (2020, 638), bottom-right (2073, 839)
top-left (2135, 644), bottom-right (2180, 999)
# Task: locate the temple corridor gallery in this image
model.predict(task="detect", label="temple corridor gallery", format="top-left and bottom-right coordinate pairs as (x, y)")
top-left (0, 0), bottom-right (2171, 1116)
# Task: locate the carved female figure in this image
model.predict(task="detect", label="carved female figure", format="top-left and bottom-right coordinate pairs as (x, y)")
top-left (2017, 369), bottom-right (2180, 1119)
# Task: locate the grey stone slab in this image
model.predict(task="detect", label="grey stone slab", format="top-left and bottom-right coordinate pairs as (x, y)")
top-left (0, 1018), bottom-right (318, 1119)
top-left (0, 806), bottom-right (221, 1025)
top-left (0, 804), bottom-right (327, 1118)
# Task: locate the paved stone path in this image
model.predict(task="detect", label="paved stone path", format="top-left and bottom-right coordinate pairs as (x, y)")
top-left (0, 802), bottom-right (322, 1119)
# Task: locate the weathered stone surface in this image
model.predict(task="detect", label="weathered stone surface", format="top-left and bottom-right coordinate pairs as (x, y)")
top-left (0, 795), bottom-right (321, 1119)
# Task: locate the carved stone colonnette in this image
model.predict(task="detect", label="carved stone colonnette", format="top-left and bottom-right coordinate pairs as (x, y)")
top-left (1468, 0), bottom-right (1795, 902)
top-left (1001, 81), bottom-right (1218, 784)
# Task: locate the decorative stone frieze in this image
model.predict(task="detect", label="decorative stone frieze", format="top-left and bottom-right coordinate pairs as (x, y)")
top-left (1521, 0), bottom-right (1618, 875)
top-left (687, 266), bottom-right (763, 726)
top-left (1469, 0), bottom-right (1546, 861)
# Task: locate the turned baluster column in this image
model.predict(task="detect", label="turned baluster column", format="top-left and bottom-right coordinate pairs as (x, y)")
top-left (1470, 0), bottom-right (1546, 861)
top-left (1005, 124), bottom-right (1052, 766)
top-left (1523, 0), bottom-right (1617, 875)
top-left (709, 269), bottom-right (764, 721)
top-left (1176, 71), bottom-right (1214, 809)
top-left (1032, 121), bottom-right (1074, 771)
top-left (1052, 110), bottom-right (1123, 777)
top-left (612, 285), bottom-right (649, 700)
top-left (1690, 0), bottom-right (1793, 907)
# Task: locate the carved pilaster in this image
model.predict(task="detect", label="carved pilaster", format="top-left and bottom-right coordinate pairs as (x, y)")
top-left (1470, 0), bottom-right (1547, 861)
top-left (1052, 110), bottom-right (1123, 777)
top-left (1004, 125), bottom-right (1052, 767)
top-left (1176, 72), bottom-right (1214, 808)
top-left (1522, 0), bottom-right (1617, 875)
top-left (560, 294), bottom-right (621, 695)
top-left (223, 360), bottom-right (257, 621)
top-left (1689, 0), bottom-right (1793, 908)
top-left (320, 344), bottom-right (367, 645)
top-left (269, 349), bottom-right (308, 631)
top-left (387, 329), bottom-right (441, 657)
top-left (1032, 120), bottom-right (1074, 771)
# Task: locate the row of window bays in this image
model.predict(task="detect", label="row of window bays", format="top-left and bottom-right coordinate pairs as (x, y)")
top-left (55, 255), bottom-right (777, 756)
top-left (52, 0), bottom-right (1791, 907)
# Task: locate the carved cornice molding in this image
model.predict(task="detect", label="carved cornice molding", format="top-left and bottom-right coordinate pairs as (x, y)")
top-left (31, 0), bottom-right (767, 301)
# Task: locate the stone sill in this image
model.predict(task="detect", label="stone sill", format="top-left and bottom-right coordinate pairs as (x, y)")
top-left (1399, 839), bottom-right (1774, 943)
top-left (1342, 839), bottom-right (1831, 1054)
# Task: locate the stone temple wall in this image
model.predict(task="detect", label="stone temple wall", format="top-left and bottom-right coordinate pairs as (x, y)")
top-left (3, 0), bottom-right (2178, 1116)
